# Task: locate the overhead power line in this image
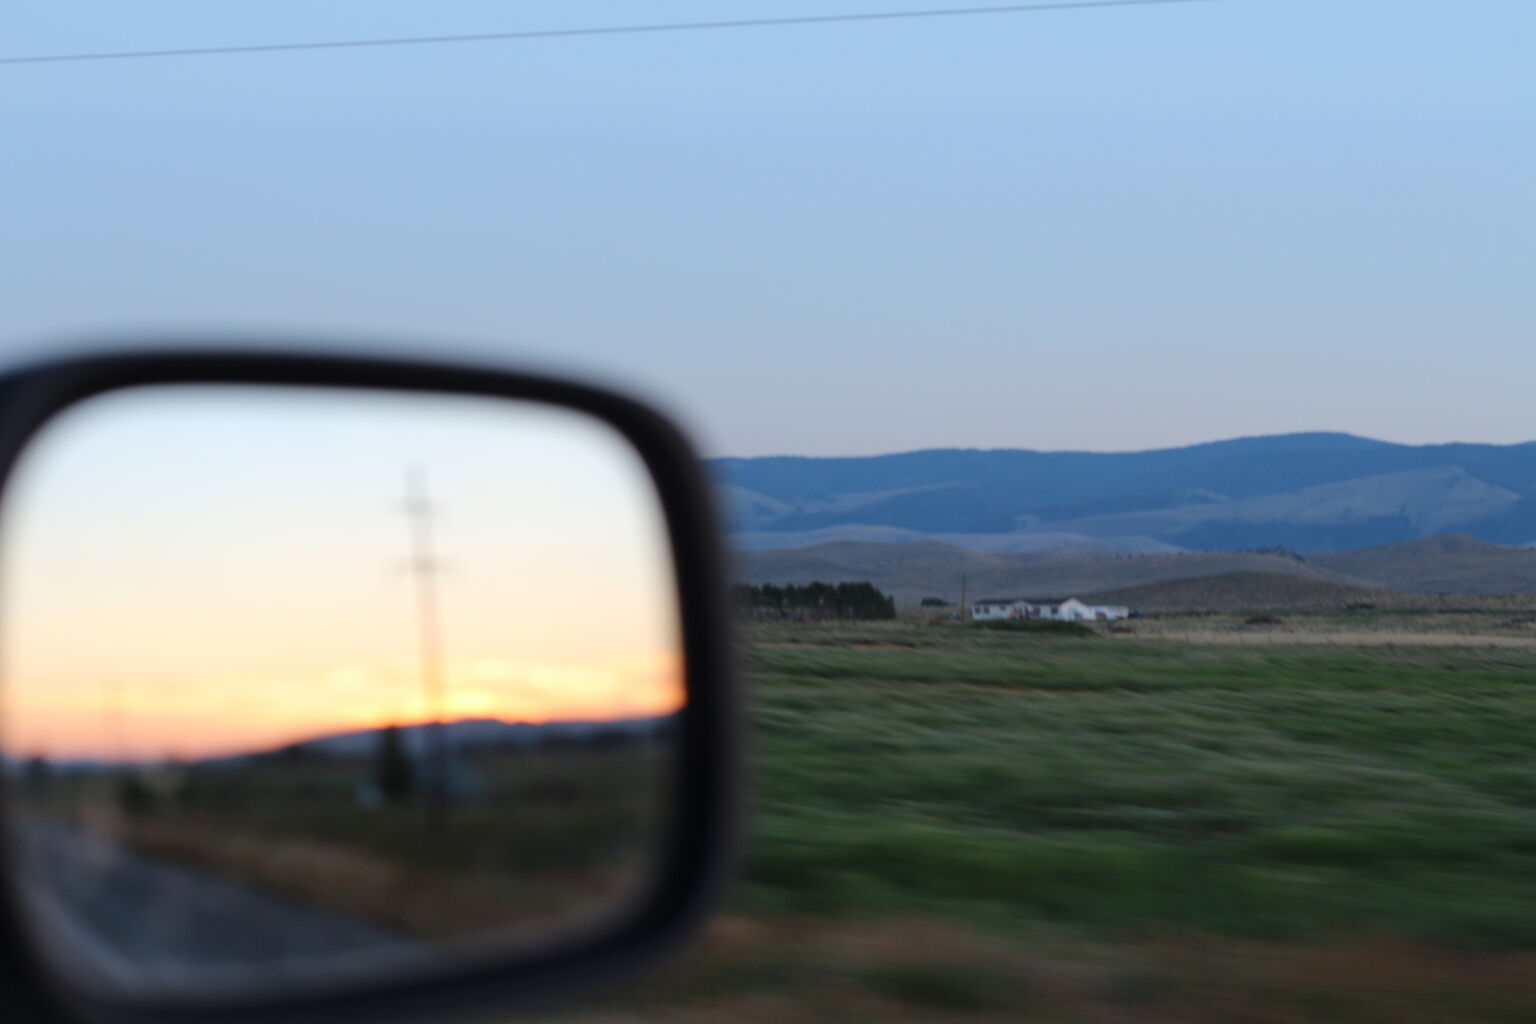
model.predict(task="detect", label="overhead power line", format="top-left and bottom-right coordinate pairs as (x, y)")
top-left (1, 0), bottom-right (1219, 67)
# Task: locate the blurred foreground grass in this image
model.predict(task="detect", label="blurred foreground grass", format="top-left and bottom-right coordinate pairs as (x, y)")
top-left (526, 617), bottom-right (1536, 1023)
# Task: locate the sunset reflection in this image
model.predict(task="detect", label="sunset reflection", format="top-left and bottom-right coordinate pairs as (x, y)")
top-left (8, 651), bottom-right (683, 762)
top-left (0, 384), bottom-right (683, 766)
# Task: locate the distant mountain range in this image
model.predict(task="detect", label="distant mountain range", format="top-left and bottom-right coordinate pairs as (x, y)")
top-left (714, 433), bottom-right (1536, 554)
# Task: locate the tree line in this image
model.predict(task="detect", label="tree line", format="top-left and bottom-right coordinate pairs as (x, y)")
top-left (733, 581), bottom-right (896, 621)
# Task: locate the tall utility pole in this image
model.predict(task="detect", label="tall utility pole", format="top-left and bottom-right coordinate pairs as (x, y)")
top-left (400, 469), bottom-right (449, 827)
top-left (959, 572), bottom-right (969, 624)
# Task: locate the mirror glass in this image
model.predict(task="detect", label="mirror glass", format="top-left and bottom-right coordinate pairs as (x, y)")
top-left (0, 384), bottom-right (682, 1002)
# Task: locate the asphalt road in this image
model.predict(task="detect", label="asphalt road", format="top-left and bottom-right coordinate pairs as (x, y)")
top-left (11, 816), bottom-right (428, 999)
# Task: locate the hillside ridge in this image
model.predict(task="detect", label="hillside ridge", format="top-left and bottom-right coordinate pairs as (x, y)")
top-left (737, 535), bottom-right (1536, 604)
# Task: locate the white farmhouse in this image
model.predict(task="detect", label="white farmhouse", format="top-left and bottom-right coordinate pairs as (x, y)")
top-left (1038, 598), bottom-right (1093, 621)
top-left (970, 598), bottom-right (1031, 621)
top-left (970, 597), bottom-right (1131, 622)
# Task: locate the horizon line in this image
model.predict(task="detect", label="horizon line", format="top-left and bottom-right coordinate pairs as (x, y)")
top-left (711, 430), bottom-right (1536, 461)
top-left (3, 710), bottom-right (679, 767)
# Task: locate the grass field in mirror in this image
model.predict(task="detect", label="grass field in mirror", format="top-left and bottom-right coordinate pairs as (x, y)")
top-left (0, 383), bottom-right (683, 999)
top-left (525, 607), bottom-right (1536, 1024)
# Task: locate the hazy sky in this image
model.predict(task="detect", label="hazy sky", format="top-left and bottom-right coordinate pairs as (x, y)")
top-left (5, 1), bottom-right (1533, 455)
top-left (0, 386), bottom-right (682, 759)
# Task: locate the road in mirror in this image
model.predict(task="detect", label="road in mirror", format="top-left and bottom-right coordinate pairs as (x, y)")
top-left (0, 384), bottom-right (682, 1002)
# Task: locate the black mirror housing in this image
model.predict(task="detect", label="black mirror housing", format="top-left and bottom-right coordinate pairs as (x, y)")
top-left (0, 345), bottom-right (738, 1024)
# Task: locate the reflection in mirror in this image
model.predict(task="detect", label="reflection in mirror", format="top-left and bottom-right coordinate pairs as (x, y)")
top-left (0, 385), bottom-right (682, 1001)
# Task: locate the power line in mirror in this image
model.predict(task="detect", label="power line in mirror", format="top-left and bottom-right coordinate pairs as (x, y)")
top-left (399, 468), bottom-right (452, 832)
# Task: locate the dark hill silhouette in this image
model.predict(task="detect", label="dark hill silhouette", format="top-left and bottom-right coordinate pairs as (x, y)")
top-left (199, 715), bottom-right (675, 766)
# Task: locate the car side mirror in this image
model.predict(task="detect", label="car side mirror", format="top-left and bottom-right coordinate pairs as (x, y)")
top-left (0, 347), bottom-right (737, 1024)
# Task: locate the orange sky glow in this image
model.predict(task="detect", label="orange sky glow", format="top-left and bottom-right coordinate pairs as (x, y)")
top-left (0, 385), bottom-right (685, 763)
top-left (6, 651), bottom-right (684, 762)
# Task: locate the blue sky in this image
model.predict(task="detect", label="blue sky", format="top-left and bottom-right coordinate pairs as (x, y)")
top-left (6, 1), bottom-right (1533, 455)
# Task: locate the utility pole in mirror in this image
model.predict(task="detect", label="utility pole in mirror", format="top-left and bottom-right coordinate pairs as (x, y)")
top-left (401, 469), bottom-right (450, 830)
top-left (99, 679), bottom-right (122, 768)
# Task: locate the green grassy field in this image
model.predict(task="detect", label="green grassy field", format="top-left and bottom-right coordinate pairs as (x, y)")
top-left (524, 616), bottom-right (1536, 1023)
top-left (21, 615), bottom-right (1536, 1020)
top-left (740, 621), bottom-right (1536, 945)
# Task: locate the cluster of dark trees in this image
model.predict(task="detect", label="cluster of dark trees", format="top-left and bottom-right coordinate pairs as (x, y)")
top-left (734, 581), bottom-right (896, 621)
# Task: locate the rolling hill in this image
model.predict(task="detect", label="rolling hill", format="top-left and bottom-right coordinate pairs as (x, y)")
top-left (734, 541), bottom-right (1376, 607)
top-left (1311, 534), bottom-right (1536, 595)
top-left (1081, 572), bottom-right (1391, 613)
top-left (736, 533), bottom-right (1536, 606)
